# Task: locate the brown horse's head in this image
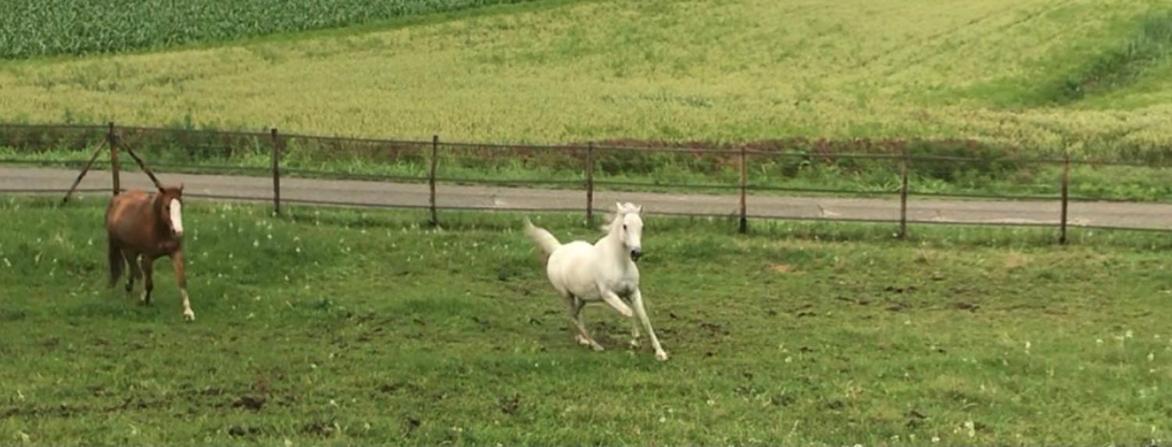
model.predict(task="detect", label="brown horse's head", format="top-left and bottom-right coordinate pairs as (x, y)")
top-left (156, 184), bottom-right (185, 238)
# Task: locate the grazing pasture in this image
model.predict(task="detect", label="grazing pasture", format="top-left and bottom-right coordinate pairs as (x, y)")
top-left (2, 1), bottom-right (1172, 155)
top-left (0, 197), bottom-right (1168, 445)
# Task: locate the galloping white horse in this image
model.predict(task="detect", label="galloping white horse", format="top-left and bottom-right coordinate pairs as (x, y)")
top-left (524, 202), bottom-right (668, 361)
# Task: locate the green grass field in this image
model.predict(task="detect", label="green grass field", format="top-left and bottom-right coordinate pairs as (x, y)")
top-left (0, 197), bottom-right (1169, 445)
top-left (2, 0), bottom-right (1172, 158)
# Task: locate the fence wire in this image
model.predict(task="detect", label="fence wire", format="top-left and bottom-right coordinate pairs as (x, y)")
top-left (1, 123), bottom-right (1169, 237)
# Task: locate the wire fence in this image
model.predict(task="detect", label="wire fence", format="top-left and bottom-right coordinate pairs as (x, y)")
top-left (1, 122), bottom-right (1169, 240)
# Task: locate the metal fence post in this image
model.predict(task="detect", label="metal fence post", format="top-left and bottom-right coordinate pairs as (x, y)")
top-left (585, 142), bottom-right (595, 224)
top-left (899, 143), bottom-right (909, 239)
top-left (1060, 154), bottom-right (1070, 245)
top-left (108, 122), bottom-right (120, 195)
top-left (270, 128), bottom-right (282, 216)
top-left (739, 144), bottom-right (748, 234)
top-left (429, 135), bottom-right (439, 226)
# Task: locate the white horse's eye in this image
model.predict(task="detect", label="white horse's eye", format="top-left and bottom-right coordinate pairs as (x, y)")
top-left (622, 224), bottom-right (627, 230)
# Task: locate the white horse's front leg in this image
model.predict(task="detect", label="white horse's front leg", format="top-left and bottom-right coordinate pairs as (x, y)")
top-left (598, 287), bottom-right (634, 318)
top-left (631, 289), bottom-right (667, 361)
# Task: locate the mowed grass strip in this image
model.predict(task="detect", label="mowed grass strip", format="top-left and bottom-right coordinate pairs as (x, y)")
top-left (2, 0), bottom-right (1172, 157)
top-left (0, 197), bottom-right (1168, 445)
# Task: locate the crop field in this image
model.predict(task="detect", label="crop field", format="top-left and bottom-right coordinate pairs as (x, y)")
top-left (0, 197), bottom-right (1169, 445)
top-left (2, 0), bottom-right (1172, 158)
top-left (0, 0), bottom-right (536, 58)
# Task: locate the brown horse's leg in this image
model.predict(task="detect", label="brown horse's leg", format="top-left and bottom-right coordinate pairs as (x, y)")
top-left (124, 251), bottom-right (142, 293)
top-left (140, 256), bottom-right (154, 305)
top-left (107, 237), bottom-right (125, 288)
top-left (171, 250), bottom-right (194, 321)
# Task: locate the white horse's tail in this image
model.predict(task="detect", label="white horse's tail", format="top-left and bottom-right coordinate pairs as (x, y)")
top-left (523, 218), bottom-right (561, 256)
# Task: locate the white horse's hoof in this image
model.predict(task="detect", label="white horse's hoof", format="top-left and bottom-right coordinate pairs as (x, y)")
top-left (655, 350), bottom-right (669, 361)
top-left (629, 339), bottom-right (641, 348)
top-left (183, 310), bottom-right (195, 321)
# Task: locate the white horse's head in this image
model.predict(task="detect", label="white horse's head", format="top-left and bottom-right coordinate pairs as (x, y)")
top-left (612, 202), bottom-right (644, 262)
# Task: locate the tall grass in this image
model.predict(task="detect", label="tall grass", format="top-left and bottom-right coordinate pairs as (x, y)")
top-left (1049, 9), bottom-right (1172, 103)
top-left (3, 1), bottom-right (1172, 160)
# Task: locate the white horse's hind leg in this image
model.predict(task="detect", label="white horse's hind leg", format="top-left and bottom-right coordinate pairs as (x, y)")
top-left (563, 294), bottom-right (603, 351)
top-left (631, 289), bottom-right (667, 361)
top-left (629, 317), bottom-right (641, 348)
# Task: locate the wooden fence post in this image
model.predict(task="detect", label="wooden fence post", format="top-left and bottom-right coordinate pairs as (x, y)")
top-left (108, 122), bottom-right (120, 195)
top-left (429, 135), bottom-right (439, 226)
top-left (585, 142), bottom-right (595, 224)
top-left (1060, 154), bottom-right (1070, 245)
top-left (270, 128), bottom-right (282, 216)
top-left (739, 144), bottom-right (748, 234)
top-left (899, 143), bottom-right (909, 239)
top-left (62, 139), bottom-right (108, 203)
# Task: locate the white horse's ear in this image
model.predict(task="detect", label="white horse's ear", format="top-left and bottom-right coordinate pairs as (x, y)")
top-left (615, 202), bottom-right (623, 212)
top-left (637, 205), bottom-right (643, 214)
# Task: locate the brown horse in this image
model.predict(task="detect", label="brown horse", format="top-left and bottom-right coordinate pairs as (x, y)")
top-left (106, 185), bottom-right (194, 320)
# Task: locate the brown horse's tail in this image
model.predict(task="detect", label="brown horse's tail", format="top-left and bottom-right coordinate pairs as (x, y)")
top-left (107, 237), bottom-right (124, 287)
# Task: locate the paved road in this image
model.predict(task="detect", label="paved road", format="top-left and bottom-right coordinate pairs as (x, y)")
top-left (1, 166), bottom-right (1169, 230)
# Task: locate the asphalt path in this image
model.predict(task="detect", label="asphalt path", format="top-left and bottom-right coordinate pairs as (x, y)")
top-left (1, 166), bottom-right (1169, 230)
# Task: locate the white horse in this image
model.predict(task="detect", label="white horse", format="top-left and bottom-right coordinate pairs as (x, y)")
top-left (524, 202), bottom-right (668, 361)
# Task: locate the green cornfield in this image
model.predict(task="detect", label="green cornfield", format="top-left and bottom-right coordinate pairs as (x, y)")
top-left (0, 0), bottom-right (534, 58)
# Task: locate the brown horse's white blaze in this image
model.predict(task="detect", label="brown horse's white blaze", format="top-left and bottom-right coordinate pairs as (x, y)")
top-left (106, 185), bottom-right (194, 320)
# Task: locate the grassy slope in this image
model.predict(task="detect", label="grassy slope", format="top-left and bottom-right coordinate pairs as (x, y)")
top-left (0, 197), bottom-right (1169, 445)
top-left (1, 0), bottom-right (1171, 155)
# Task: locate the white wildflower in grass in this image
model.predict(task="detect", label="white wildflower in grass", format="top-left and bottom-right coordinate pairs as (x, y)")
top-left (2, 258), bottom-right (10, 268)
top-left (253, 240), bottom-right (259, 248)
top-left (1148, 352), bottom-right (1155, 362)
top-left (931, 436), bottom-right (940, 443)
top-left (1126, 330), bottom-right (1134, 339)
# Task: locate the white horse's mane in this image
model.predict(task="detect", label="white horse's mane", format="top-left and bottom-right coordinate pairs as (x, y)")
top-left (600, 202), bottom-right (642, 232)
